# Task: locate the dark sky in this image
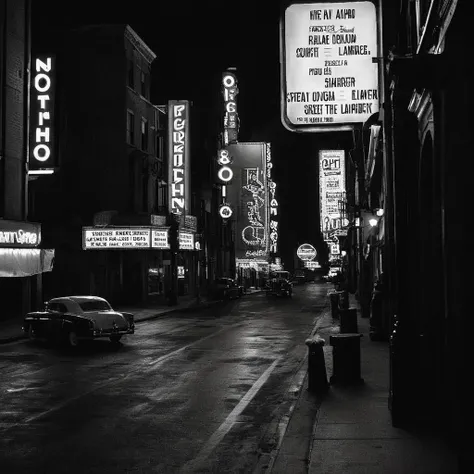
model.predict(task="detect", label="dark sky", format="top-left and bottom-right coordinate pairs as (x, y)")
top-left (34, 0), bottom-right (351, 268)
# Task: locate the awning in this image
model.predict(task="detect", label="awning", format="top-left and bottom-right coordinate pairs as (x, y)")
top-left (0, 248), bottom-right (55, 277)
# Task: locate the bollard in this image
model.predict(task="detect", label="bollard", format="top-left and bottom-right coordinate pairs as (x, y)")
top-left (339, 307), bottom-right (358, 333)
top-left (305, 335), bottom-right (329, 393)
top-left (329, 292), bottom-right (340, 319)
top-left (337, 290), bottom-right (349, 310)
top-left (329, 333), bottom-right (364, 385)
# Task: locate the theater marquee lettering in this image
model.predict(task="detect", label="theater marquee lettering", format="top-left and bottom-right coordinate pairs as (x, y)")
top-left (282, 1), bottom-right (379, 128)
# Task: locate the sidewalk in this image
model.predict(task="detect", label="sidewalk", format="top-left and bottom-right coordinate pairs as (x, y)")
top-left (270, 292), bottom-right (459, 474)
top-left (0, 289), bottom-right (263, 344)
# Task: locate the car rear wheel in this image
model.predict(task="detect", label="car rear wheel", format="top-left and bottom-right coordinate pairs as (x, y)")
top-left (67, 330), bottom-right (79, 348)
top-left (109, 335), bottom-right (122, 344)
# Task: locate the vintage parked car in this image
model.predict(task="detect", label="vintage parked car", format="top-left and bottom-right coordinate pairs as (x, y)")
top-left (265, 271), bottom-right (293, 297)
top-left (23, 296), bottom-right (135, 347)
top-left (212, 278), bottom-right (243, 300)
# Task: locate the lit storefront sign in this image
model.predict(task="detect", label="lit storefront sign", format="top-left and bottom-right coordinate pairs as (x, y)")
top-left (0, 220), bottom-right (41, 249)
top-left (319, 150), bottom-right (348, 242)
top-left (168, 100), bottom-right (190, 215)
top-left (29, 56), bottom-right (55, 174)
top-left (82, 228), bottom-right (151, 249)
top-left (179, 232), bottom-right (194, 250)
top-left (222, 69), bottom-right (239, 145)
top-left (226, 143), bottom-right (269, 260)
top-left (280, 1), bottom-right (379, 132)
top-left (151, 229), bottom-right (170, 249)
top-left (297, 243), bottom-right (317, 261)
top-left (82, 227), bottom-right (196, 251)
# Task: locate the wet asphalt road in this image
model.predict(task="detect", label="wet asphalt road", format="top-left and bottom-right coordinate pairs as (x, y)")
top-left (0, 282), bottom-right (329, 474)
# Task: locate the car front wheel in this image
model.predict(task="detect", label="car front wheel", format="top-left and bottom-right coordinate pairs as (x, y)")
top-left (67, 330), bottom-right (79, 348)
top-left (110, 335), bottom-right (122, 344)
top-left (28, 325), bottom-right (37, 342)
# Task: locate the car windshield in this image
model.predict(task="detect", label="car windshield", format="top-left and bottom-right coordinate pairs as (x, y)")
top-left (78, 300), bottom-right (111, 312)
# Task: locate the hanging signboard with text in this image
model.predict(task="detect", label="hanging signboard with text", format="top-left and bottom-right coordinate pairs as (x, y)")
top-left (319, 150), bottom-right (348, 241)
top-left (280, 1), bottom-right (379, 132)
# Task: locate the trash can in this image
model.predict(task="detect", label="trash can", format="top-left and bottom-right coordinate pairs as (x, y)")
top-left (329, 333), bottom-right (364, 385)
top-left (339, 307), bottom-right (358, 333)
top-left (305, 335), bottom-right (329, 393)
top-left (329, 292), bottom-right (339, 319)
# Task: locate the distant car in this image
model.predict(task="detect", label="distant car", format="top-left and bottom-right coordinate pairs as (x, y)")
top-left (213, 278), bottom-right (243, 300)
top-left (23, 296), bottom-right (135, 348)
top-left (265, 274), bottom-right (293, 297)
top-left (293, 271), bottom-right (306, 285)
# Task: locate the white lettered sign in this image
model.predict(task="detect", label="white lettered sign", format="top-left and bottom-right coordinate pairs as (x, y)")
top-left (151, 229), bottom-right (170, 249)
top-left (282, 1), bottom-right (379, 131)
top-left (83, 228), bottom-right (151, 249)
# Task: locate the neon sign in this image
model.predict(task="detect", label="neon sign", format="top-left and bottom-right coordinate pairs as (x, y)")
top-left (217, 147), bottom-right (233, 219)
top-left (30, 57), bottom-right (55, 172)
top-left (222, 70), bottom-right (239, 145)
top-left (168, 100), bottom-right (190, 215)
top-left (319, 150), bottom-right (348, 241)
top-left (266, 143), bottom-right (278, 254)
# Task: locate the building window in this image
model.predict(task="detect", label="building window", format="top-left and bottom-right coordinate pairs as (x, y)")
top-left (127, 59), bottom-right (134, 89)
top-left (156, 135), bottom-right (164, 159)
top-left (141, 71), bottom-right (147, 98)
top-left (141, 118), bottom-right (148, 151)
top-left (158, 180), bottom-right (167, 210)
top-left (127, 110), bottom-right (135, 145)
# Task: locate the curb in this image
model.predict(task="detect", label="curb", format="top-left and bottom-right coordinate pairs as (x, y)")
top-left (0, 291), bottom-right (263, 345)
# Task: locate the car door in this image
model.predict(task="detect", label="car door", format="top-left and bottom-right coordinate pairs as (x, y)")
top-left (48, 302), bottom-right (68, 341)
top-left (32, 302), bottom-right (57, 338)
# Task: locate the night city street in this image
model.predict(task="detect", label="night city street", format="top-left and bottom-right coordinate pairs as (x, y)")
top-left (0, 284), bottom-right (328, 473)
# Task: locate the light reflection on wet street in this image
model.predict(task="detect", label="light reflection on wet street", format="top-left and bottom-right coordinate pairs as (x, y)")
top-left (0, 282), bottom-right (330, 473)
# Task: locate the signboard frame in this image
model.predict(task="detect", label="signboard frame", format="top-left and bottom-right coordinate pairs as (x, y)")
top-left (279, 0), bottom-right (380, 133)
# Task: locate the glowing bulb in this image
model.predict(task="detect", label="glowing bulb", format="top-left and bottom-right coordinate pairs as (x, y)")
top-left (376, 208), bottom-right (384, 217)
top-left (369, 218), bottom-right (378, 227)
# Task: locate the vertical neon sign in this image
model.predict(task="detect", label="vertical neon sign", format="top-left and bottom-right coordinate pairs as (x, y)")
top-left (266, 143), bottom-right (278, 253)
top-left (168, 100), bottom-right (190, 215)
top-left (218, 69), bottom-right (239, 219)
top-left (29, 56), bottom-right (55, 173)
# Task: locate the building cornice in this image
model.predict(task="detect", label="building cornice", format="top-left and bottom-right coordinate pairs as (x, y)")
top-left (125, 25), bottom-right (157, 64)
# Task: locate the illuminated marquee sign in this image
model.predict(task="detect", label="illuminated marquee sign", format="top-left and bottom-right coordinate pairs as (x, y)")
top-left (0, 220), bottom-right (41, 248)
top-left (29, 56), bottom-right (55, 173)
top-left (280, 1), bottom-right (379, 132)
top-left (226, 143), bottom-right (269, 260)
top-left (168, 100), bottom-right (190, 215)
top-left (82, 228), bottom-right (151, 249)
top-left (319, 150), bottom-right (348, 241)
top-left (266, 144), bottom-right (279, 254)
top-left (222, 70), bottom-right (239, 145)
top-left (297, 243), bottom-right (317, 261)
top-left (179, 232), bottom-right (194, 250)
top-left (151, 229), bottom-right (170, 249)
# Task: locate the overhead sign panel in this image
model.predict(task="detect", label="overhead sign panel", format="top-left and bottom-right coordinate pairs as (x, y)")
top-left (280, 1), bottom-right (379, 132)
